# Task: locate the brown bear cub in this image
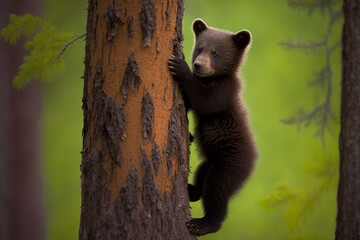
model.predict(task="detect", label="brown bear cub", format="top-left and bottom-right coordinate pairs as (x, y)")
top-left (168, 19), bottom-right (257, 236)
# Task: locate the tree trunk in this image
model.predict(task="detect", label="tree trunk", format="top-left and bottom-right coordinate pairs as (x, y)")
top-left (0, 1), bottom-right (44, 240)
top-left (336, 0), bottom-right (360, 239)
top-left (79, 0), bottom-right (194, 239)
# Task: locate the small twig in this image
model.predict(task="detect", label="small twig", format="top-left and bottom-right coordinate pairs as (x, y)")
top-left (278, 41), bottom-right (325, 50)
top-left (53, 33), bottom-right (86, 62)
top-left (329, 42), bottom-right (341, 53)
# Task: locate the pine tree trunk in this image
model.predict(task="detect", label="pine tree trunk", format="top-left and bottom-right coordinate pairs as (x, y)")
top-left (336, 0), bottom-right (360, 239)
top-left (79, 0), bottom-right (194, 239)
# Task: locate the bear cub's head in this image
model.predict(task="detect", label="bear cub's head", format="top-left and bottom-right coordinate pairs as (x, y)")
top-left (191, 19), bottom-right (251, 78)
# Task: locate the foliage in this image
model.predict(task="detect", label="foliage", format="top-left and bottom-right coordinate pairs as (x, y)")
top-left (281, 0), bottom-right (342, 143)
top-left (1, 14), bottom-right (83, 89)
top-left (261, 0), bottom-right (341, 238)
top-left (261, 183), bottom-right (297, 210)
top-left (262, 156), bottom-right (338, 232)
top-left (1, 14), bottom-right (42, 44)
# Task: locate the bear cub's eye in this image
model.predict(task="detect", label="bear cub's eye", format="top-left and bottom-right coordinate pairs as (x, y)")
top-left (194, 47), bottom-right (203, 56)
top-left (211, 51), bottom-right (219, 58)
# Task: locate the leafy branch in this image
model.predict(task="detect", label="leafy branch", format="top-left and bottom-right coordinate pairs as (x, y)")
top-left (1, 14), bottom-right (86, 89)
top-left (261, 157), bottom-right (338, 232)
top-left (281, 1), bottom-right (342, 143)
top-left (261, 1), bottom-right (342, 238)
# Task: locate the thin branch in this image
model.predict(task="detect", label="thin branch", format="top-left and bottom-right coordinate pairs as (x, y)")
top-left (329, 41), bottom-right (341, 53)
top-left (287, 0), bottom-right (339, 15)
top-left (278, 40), bottom-right (325, 50)
top-left (282, 104), bottom-right (323, 128)
top-left (53, 33), bottom-right (86, 62)
top-left (281, 2), bottom-right (341, 143)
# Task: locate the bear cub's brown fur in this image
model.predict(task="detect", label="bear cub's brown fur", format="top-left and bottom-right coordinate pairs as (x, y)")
top-left (168, 19), bottom-right (257, 236)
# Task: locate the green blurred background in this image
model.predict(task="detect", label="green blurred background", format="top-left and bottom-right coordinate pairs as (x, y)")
top-left (40, 0), bottom-right (341, 239)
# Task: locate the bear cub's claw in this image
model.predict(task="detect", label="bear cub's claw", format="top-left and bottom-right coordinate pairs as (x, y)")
top-left (168, 56), bottom-right (188, 80)
top-left (187, 217), bottom-right (221, 236)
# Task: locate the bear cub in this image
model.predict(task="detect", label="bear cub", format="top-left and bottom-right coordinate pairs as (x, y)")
top-left (168, 19), bottom-right (257, 236)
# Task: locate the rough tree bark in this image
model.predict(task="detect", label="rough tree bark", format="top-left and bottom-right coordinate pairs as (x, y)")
top-left (79, 0), bottom-right (195, 239)
top-left (336, 0), bottom-right (360, 239)
top-left (0, 0), bottom-right (44, 240)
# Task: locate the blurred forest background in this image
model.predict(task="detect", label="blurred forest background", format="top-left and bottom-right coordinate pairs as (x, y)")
top-left (3, 0), bottom-right (342, 239)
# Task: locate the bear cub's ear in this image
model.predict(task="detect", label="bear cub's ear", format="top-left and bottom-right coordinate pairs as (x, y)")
top-left (193, 19), bottom-right (208, 36)
top-left (233, 30), bottom-right (251, 48)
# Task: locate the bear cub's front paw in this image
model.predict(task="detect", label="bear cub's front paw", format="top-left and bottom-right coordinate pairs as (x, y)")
top-left (168, 55), bottom-right (188, 81)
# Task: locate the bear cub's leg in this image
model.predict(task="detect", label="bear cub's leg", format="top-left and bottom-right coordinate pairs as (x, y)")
top-left (187, 162), bottom-right (240, 236)
top-left (188, 184), bottom-right (201, 202)
top-left (188, 161), bottom-right (212, 202)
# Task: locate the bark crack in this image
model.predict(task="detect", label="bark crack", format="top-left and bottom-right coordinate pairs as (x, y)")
top-left (120, 53), bottom-right (141, 100)
top-left (141, 91), bottom-right (154, 143)
top-left (104, 3), bottom-right (124, 41)
top-left (140, 0), bottom-right (156, 48)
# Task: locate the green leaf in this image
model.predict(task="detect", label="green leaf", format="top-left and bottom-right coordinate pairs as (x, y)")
top-left (305, 156), bottom-right (338, 179)
top-left (261, 183), bottom-right (297, 210)
top-left (12, 23), bottom-right (74, 89)
top-left (1, 14), bottom-right (83, 89)
top-left (1, 14), bottom-right (41, 45)
top-left (285, 192), bottom-right (313, 230)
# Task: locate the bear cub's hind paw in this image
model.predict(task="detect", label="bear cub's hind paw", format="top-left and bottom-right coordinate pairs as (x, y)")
top-left (187, 217), bottom-right (221, 236)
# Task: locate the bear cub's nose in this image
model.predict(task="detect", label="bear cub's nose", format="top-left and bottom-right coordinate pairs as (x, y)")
top-left (193, 62), bottom-right (202, 71)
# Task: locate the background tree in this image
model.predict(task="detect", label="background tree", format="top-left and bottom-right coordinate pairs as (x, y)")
top-left (336, 0), bottom-right (360, 238)
top-left (0, 0), bottom-right (45, 239)
top-left (79, 0), bottom-right (195, 239)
